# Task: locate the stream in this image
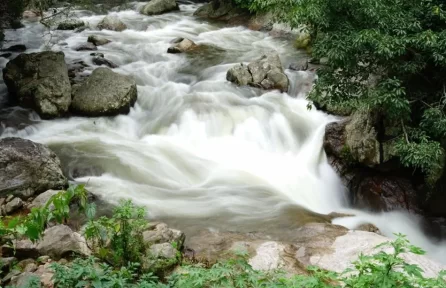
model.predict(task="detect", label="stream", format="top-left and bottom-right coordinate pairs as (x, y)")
top-left (1, 2), bottom-right (446, 263)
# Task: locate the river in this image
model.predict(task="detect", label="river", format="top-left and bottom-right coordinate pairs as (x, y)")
top-left (1, 1), bottom-right (446, 263)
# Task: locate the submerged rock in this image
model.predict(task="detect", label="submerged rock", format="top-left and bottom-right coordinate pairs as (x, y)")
top-left (92, 56), bottom-right (118, 68)
top-left (1, 44), bottom-right (27, 52)
top-left (140, 0), bottom-right (179, 16)
top-left (87, 35), bottom-right (111, 46)
top-left (226, 52), bottom-right (289, 92)
top-left (167, 38), bottom-right (198, 53)
top-left (2, 51), bottom-right (71, 119)
top-left (74, 42), bottom-right (98, 51)
top-left (0, 138), bottom-right (67, 199)
top-left (71, 67), bottom-right (137, 116)
top-left (57, 19), bottom-right (85, 30)
top-left (97, 16), bottom-right (127, 31)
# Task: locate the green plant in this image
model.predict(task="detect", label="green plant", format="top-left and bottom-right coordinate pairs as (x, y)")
top-left (0, 184), bottom-right (89, 247)
top-left (84, 200), bottom-right (148, 267)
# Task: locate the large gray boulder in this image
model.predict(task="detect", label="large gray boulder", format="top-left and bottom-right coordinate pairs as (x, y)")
top-left (2, 51), bottom-right (71, 119)
top-left (71, 67), bottom-right (137, 116)
top-left (0, 138), bottom-right (67, 199)
top-left (227, 52), bottom-right (289, 92)
top-left (97, 16), bottom-right (127, 31)
top-left (140, 0), bottom-right (179, 16)
top-left (36, 225), bottom-right (91, 260)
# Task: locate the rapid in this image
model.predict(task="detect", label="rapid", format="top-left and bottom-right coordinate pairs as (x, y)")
top-left (1, 2), bottom-right (446, 263)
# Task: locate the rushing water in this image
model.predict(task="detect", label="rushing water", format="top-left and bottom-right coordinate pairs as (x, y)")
top-left (1, 2), bottom-right (446, 262)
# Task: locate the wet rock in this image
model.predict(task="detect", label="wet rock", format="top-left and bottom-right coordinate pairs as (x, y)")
top-left (324, 111), bottom-right (380, 167)
top-left (71, 67), bottom-right (137, 116)
top-left (1, 44), bottom-right (27, 52)
top-left (0, 138), bottom-right (67, 199)
top-left (92, 56), bottom-right (118, 68)
top-left (90, 52), bottom-right (105, 58)
top-left (140, 0), bottom-right (179, 16)
top-left (226, 64), bottom-right (253, 86)
top-left (36, 225), bottom-right (91, 260)
top-left (350, 173), bottom-right (422, 214)
top-left (355, 223), bottom-right (381, 234)
top-left (143, 223), bottom-right (185, 248)
top-left (87, 35), bottom-right (111, 46)
top-left (227, 52), bottom-right (289, 92)
top-left (97, 16), bottom-right (127, 32)
top-left (3, 197), bottom-right (23, 215)
top-left (67, 60), bottom-right (90, 85)
top-left (74, 42), bottom-right (98, 51)
top-left (0, 52), bottom-right (12, 58)
top-left (289, 59), bottom-right (309, 71)
top-left (57, 19), bottom-right (85, 30)
top-left (167, 38), bottom-right (199, 54)
top-left (2, 51), bottom-right (71, 118)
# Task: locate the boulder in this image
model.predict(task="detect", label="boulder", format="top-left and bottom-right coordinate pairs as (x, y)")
top-left (143, 223), bottom-right (185, 249)
top-left (167, 38), bottom-right (198, 54)
top-left (71, 67), bottom-right (137, 116)
top-left (92, 56), bottom-right (118, 68)
top-left (140, 0), bottom-right (179, 16)
top-left (0, 257), bottom-right (16, 273)
top-left (97, 16), bottom-right (127, 31)
top-left (0, 138), bottom-right (67, 199)
top-left (87, 35), bottom-right (111, 46)
top-left (9, 272), bottom-right (36, 287)
top-left (2, 51), bottom-right (71, 119)
top-left (149, 243), bottom-right (177, 259)
top-left (3, 197), bottom-right (23, 215)
top-left (0, 53), bottom-right (12, 58)
top-left (57, 19), bottom-right (85, 30)
top-left (74, 42), bottom-right (98, 51)
top-left (226, 52), bottom-right (289, 92)
top-left (1, 44), bottom-right (27, 52)
top-left (324, 111), bottom-right (380, 168)
top-left (1, 239), bottom-right (39, 259)
top-left (36, 225), bottom-right (91, 260)
top-left (30, 189), bottom-right (60, 209)
top-left (194, 0), bottom-right (247, 23)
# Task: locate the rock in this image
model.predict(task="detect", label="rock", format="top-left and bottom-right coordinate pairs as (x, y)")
top-left (2, 51), bottom-right (71, 119)
top-left (6, 195), bottom-right (14, 203)
top-left (227, 52), bottom-right (289, 92)
top-left (0, 197), bottom-right (5, 206)
top-left (92, 56), bottom-right (118, 68)
top-left (0, 53), bottom-right (12, 58)
top-left (24, 262), bottom-right (38, 272)
top-left (143, 223), bottom-right (185, 249)
top-left (0, 138), bottom-right (67, 199)
top-left (87, 35), bottom-right (111, 46)
top-left (194, 0), bottom-right (248, 23)
top-left (71, 67), bottom-right (137, 116)
top-left (9, 272), bottom-right (36, 287)
top-left (355, 223), bottom-right (381, 234)
top-left (0, 257), bottom-right (16, 272)
top-left (1, 44), bottom-right (27, 52)
top-left (140, 0), bottom-right (179, 16)
top-left (57, 19), bottom-right (85, 30)
top-left (67, 60), bottom-right (90, 85)
top-left (23, 10), bottom-right (41, 18)
top-left (289, 59), bottom-right (309, 71)
top-left (324, 111), bottom-right (380, 167)
top-left (34, 264), bottom-right (54, 287)
top-left (97, 16), bottom-right (127, 32)
top-left (36, 256), bottom-right (50, 264)
top-left (2, 269), bottom-right (21, 283)
top-left (149, 243), bottom-right (178, 259)
top-left (4, 197), bottom-right (23, 215)
top-left (187, 223), bottom-right (445, 277)
top-left (74, 42), bottom-right (98, 51)
top-left (36, 225), bottom-right (91, 260)
top-left (30, 189), bottom-right (60, 209)
top-left (90, 52), bottom-right (105, 58)
top-left (167, 38), bottom-right (198, 54)
top-left (226, 64), bottom-right (253, 86)
top-left (17, 259), bottom-right (36, 270)
top-left (350, 173), bottom-right (422, 214)
top-left (1, 240), bottom-right (39, 259)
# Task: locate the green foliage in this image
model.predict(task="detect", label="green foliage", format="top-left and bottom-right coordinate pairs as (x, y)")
top-left (0, 184), bottom-right (89, 247)
top-left (84, 200), bottom-right (148, 267)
